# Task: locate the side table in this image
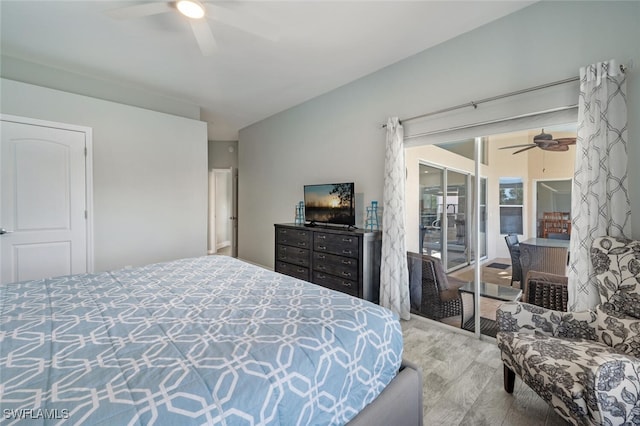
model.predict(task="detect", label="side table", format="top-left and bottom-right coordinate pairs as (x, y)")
top-left (458, 282), bottom-right (522, 337)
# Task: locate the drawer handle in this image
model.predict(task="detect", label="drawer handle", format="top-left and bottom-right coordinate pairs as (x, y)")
top-left (318, 254), bottom-right (326, 259)
top-left (342, 260), bottom-right (352, 265)
top-left (297, 268), bottom-right (305, 273)
top-left (318, 235), bottom-right (326, 239)
top-left (342, 249), bottom-right (352, 255)
top-left (298, 232), bottom-right (307, 236)
top-left (318, 265), bottom-right (326, 270)
top-left (318, 273), bottom-right (326, 279)
top-left (281, 247), bottom-right (287, 251)
top-left (297, 242), bottom-right (307, 246)
top-left (342, 272), bottom-right (352, 277)
top-left (280, 230), bottom-right (288, 234)
top-left (318, 245), bottom-right (327, 250)
top-left (342, 281), bottom-right (352, 287)
top-left (342, 238), bottom-right (353, 243)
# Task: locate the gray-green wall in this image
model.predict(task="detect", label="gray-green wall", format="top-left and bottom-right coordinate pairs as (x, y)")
top-left (238, 1), bottom-right (640, 268)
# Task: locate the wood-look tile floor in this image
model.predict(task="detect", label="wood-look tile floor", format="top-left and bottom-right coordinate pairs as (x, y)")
top-left (401, 315), bottom-right (569, 426)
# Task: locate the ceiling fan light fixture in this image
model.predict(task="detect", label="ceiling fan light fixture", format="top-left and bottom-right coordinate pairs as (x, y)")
top-left (176, 0), bottom-right (205, 19)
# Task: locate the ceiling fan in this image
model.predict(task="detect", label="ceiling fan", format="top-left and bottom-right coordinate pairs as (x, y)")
top-left (105, 0), bottom-right (278, 56)
top-left (499, 129), bottom-right (576, 155)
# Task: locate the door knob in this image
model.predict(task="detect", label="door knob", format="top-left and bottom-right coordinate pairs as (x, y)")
top-left (0, 228), bottom-right (14, 235)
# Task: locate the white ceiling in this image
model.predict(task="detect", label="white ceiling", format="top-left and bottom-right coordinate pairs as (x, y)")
top-left (0, 1), bottom-right (536, 138)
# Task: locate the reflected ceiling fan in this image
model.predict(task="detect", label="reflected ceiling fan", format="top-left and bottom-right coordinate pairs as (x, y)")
top-left (499, 129), bottom-right (576, 155)
top-left (105, 0), bottom-right (278, 56)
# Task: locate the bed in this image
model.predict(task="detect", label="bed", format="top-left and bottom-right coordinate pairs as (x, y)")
top-left (0, 255), bottom-right (422, 425)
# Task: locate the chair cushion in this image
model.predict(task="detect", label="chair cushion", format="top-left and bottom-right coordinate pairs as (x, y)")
top-left (592, 237), bottom-right (640, 317)
top-left (498, 332), bottom-right (628, 424)
top-left (424, 254), bottom-right (466, 297)
top-left (407, 253), bottom-right (423, 311)
top-left (595, 306), bottom-right (640, 358)
top-left (439, 288), bottom-right (460, 303)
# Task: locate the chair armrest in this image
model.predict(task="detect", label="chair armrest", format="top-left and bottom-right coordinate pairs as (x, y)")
top-left (594, 355), bottom-right (640, 424)
top-left (497, 301), bottom-right (598, 339)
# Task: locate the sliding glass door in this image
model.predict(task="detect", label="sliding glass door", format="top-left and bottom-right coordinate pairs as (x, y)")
top-left (419, 163), bottom-right (485, 271)
top-left (419, 164), bottom-right (444, 258)
top-left (446, 170), bottom-right (467, 270)
top-left (408, 125), bottom-right (577, 339)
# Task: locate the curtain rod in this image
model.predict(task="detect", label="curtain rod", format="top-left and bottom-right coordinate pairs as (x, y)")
top-left (383, 63), bottom-right (629, 128)
top-left (403, 105), bottom-right (578, 141)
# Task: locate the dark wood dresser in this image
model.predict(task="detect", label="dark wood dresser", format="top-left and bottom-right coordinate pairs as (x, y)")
top-left (274, 223), bottom-right (381, 302)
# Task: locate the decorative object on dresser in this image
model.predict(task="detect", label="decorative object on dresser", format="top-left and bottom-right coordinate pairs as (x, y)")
top-left (274, 223), bottom-right (381, 302)
top-left (294, 200), bottom-right (305, 225)
top-left (365, 200), bottom-right (380, 231)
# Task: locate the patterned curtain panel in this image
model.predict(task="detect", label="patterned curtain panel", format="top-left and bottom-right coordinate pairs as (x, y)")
top-left (568, 60), bottom-right (630, 311)
top-left (380, 117), bottom-right (410, 320)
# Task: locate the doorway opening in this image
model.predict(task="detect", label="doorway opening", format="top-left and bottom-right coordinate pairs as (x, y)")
top-left (407, 124), bottom-right (576, 337)
top-left (534, 179), bottom-right (572, 238)
top-left (208, 168), bottom-right (237, 257)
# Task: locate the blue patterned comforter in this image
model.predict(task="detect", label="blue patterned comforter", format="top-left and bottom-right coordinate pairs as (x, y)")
top-left (0, 256), bottom-right (402, 425)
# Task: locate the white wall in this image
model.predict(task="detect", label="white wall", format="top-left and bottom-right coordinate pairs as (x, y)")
top-left (238, 1), bottom-right (640, 268)
top-left (1, 79), bottom-right (209, 271)
top-left (1, 55), bottom-right (239, 141)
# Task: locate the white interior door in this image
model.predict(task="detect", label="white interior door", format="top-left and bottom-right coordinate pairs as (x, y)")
top-left (1, 118), bottom-right (89, 284)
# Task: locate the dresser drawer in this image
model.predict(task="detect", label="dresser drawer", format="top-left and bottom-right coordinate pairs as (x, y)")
top-left (313, 252), bottom-right (358, 280)
top-left (276, 245), bottom-right (310, 267)
top-left (312, 271), bottom-right (358, 297)
top-left (276, 227), bottom-right (311, 249)
top-left (275, 261), bottom-right (310, 281)
top-left (313, 232), bottom-right (359, 258)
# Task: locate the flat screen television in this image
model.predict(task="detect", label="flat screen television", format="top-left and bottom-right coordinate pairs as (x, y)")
top-left (304, 183), bottom-right (355, 226)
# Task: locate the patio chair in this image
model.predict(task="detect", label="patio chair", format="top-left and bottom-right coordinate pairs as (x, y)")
top-left (504, 234), bottom-right (522, 286)
top-left (407, 252), bottom-right (467, 320)
top-left (497, 236), bottom-right (640, 425)
top-left (518, 242), bottom-right (568, 287)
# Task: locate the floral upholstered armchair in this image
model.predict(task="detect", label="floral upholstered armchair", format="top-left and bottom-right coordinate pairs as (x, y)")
top-left (496, 236), bottom-right (640, 425)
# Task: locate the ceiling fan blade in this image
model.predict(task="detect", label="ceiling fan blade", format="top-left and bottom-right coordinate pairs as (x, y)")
top-left (205, 3), bottom-right (279, 42)
top-left (190, 19), bottom-right (217, 56)
top-left (543, 145), bottom-right (570, 152)
top-left (554, 138), bottom-right (577, 145)
top-left (512, 145), bottom-right (538, 155)
top-left (105, 2), bottom-right (173, 19)
top-left (499, 144), bottom-right (536, 150)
